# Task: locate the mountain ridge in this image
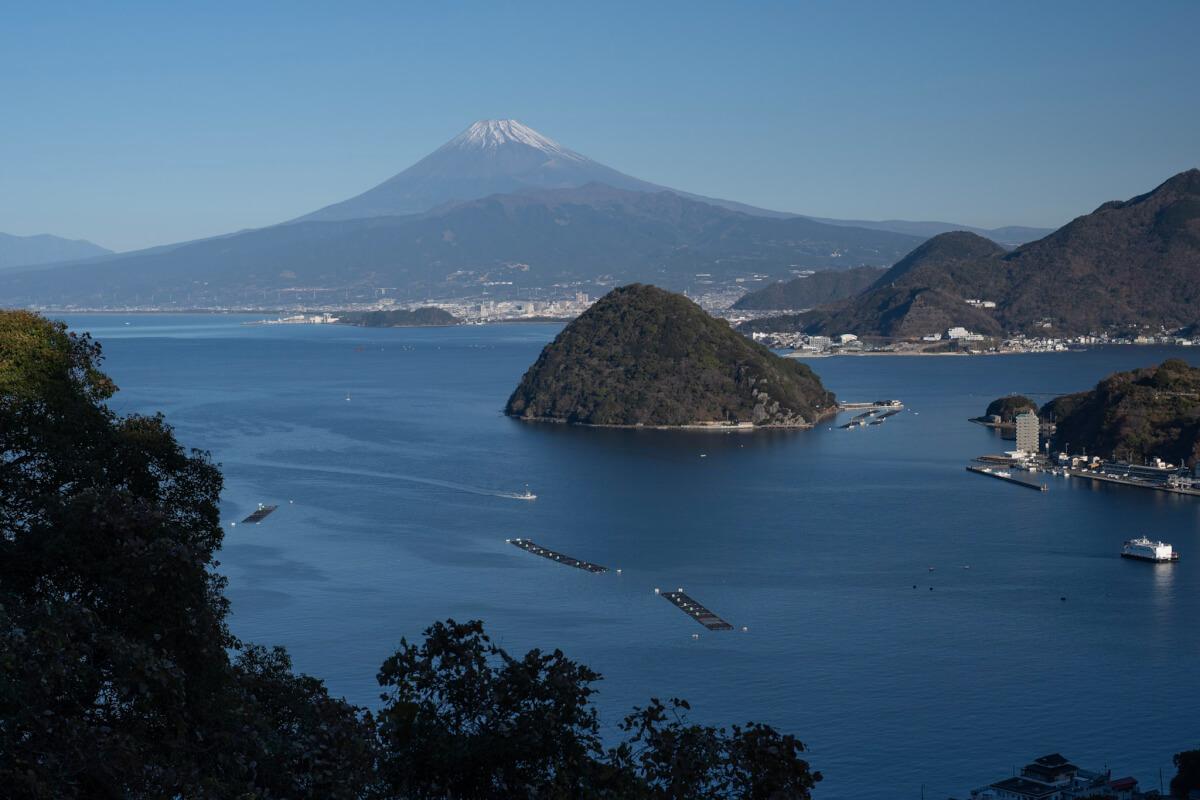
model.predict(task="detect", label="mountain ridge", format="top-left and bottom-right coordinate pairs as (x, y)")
top-left (0, 183), bottom-right (923, 307)
top-left (742, 169), bottom-right (1200, 338)
top-left (0, 233), bottom-right (113, 270)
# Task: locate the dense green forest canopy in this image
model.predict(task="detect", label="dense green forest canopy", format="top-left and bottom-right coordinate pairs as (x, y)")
top-left (1043, 358), bottom-right (1200, 465)
top-left (983, 395), bottom-right (1038, 422)
top-left (506, 284), bottom-right (835, 427)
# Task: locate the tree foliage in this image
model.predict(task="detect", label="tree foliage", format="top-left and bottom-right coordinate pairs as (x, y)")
top-left (984, 395), bottom-right (1038, 422)
top-left (0, 309), bottom-right (376, 799)
top-left (378, 620), bottom-right (822, 800)
top-left (2, 309), bottom-right (822, 798)
top-left (506, 284), bottom-right (835, 427)
top-left (1171, 748), bottom-right (1200, 797)
top-left (1045, 358), bottom-right (1200, 464)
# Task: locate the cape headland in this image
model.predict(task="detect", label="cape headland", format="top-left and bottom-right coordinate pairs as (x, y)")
top-left (1043, 357), bottom-right (1200, 466)
top-left (504, 283), bottom-right (835, 428)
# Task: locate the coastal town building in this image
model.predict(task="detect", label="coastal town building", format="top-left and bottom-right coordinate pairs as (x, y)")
top-left (1015, 412), bottom-right (1039, 455)
top-left (964, 753), bottom-right (1125, 800)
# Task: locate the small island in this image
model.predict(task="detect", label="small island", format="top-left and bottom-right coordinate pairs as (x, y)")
top-left (971, 395), bottom-right (1038, 429)
top-left (337, 307), bottom-right (460, 327)
top-left (504, 283), bottom-right (836, 428)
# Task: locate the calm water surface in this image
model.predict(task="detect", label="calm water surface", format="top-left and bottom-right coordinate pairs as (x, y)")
top-left (64, 315), bottom-right (1200, 799)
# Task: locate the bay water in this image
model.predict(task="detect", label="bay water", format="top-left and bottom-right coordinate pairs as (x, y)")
top-left (64, 315), bottom-right (1200, 799)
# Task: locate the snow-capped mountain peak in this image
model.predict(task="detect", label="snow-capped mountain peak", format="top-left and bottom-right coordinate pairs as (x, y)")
top-left (447, 119), bottom-right (591, 164)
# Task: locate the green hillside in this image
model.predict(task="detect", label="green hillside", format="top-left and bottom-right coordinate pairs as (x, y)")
top-left (505, 284), bottom-right (835, 427)
top-left (1044, 358), bottom-right (1200, 465)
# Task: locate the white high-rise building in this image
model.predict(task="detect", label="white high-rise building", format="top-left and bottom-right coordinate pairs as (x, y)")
top-left (1015, 412), bottom-right (1039, 455)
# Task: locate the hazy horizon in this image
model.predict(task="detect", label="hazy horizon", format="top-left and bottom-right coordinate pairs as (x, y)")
top-left (3, 0), bottom-right (1198, 252)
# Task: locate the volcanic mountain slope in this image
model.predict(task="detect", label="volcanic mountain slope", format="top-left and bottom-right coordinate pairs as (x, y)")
top-left (732, 266), bottom-right (885, 310)
top-left (0, 233), bottom-right (112, 270)
top-left (294, 119), bottom-right (793, 223)
top-left (742, 170), bottom-right (1200, 338)
top-left (799, 216), bottom-right (1051, 247)
top-left (505, 284), bottom-right (835, 427)
top-left (0, 184), bottom-right (922, 307)
top-left (740, 231), bottom-right (1008, 337)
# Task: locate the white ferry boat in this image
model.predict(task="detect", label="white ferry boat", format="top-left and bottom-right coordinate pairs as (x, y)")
top-left (1121, 537), bottom-right (1178, 562)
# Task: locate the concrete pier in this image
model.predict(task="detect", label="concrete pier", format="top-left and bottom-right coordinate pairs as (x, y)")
top-left (966, 466), bottom-right (1046, 491)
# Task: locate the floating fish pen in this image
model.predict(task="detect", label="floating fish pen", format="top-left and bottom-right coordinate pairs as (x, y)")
top-left (242, 504), bottom-right (279, 523)
top-left (509, 538), bottom-right (608, 573)
top-left (660, 590), bottom-right (734, 630)
top-left (869, 419), bottom-right (885, 426)
top-left (878, 409), bottom-right (903, 419)
top-left (852, 411), bottom-right (876, 421)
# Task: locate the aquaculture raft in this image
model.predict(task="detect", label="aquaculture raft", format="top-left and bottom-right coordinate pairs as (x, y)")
top-left (242, 505), bottom-right (279, 523)
top-left (509, 538), bottom-right (608, 573)
top-left (661, 590), bottom-right (734, 630)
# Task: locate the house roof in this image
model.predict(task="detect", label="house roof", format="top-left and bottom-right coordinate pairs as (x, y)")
top-left (1034, 754), bottom-right (1071, 768)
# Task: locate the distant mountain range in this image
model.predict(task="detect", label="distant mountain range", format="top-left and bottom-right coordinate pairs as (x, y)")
top-left (797, 216), bottom-right (1052, 248)
top-left (0, 119), bottom-right (1050, 309)
top-left (0, 233), bottom-right (112, 270)
top-left (0, 182), bottom-right (922, 308)
top-left (741, 169), bottom-right (1200, 338)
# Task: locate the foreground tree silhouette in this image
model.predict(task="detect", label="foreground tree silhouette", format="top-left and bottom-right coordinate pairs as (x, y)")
top-left (2, 309), bottom-right (819, 798)
top-left (1172, 748), bottom-right (1200, 798)
top-left (378, 619), bottom-right (822, 800)
top-left (0, 310), bottom-right (376, 799)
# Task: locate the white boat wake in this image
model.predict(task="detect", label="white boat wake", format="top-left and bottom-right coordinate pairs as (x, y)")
top-left (241, 459), bottom-right (534, 500)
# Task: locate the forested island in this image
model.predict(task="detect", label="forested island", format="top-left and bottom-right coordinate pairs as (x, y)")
top-left (505, 283), bottom-right (836, 427)
top-left (338, 307), bottom-right (460, 327)
top-left (979, 395), bottom-right (1038, 423)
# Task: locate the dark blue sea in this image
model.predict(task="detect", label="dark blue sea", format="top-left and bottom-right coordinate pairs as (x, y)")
top-left (63, 315), bottom-right (1200, 799)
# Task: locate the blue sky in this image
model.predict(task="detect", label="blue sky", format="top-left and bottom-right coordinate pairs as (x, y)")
top-left (3, 0), bottom-right (1198, 252)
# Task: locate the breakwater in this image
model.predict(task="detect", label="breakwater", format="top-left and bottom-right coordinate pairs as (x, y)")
top-left (966, 466), bottom-right (1046, 491)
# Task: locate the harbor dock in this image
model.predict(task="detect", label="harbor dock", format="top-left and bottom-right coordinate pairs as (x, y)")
top-left (661, 590), bottom-right (735, 630)
top-left (242, 504), bottom-right (279, 523)
top-left (966, 466), bottom-right (1047, 491)
top-left (509, 538), bottom-right (608, 573)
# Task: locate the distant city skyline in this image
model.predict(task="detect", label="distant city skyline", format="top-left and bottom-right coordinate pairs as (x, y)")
top-left (3, 0), bottom-right (1198, 253)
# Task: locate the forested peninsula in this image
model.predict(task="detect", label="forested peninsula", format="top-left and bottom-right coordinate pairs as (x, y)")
top-left (505, 283), bottom-right (835, 427)
top-left (1042, 358), bottom-right (1200, 465)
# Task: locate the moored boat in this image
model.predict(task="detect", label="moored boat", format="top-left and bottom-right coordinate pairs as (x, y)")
top-left (1121, 536), bottom-right (1178, 562)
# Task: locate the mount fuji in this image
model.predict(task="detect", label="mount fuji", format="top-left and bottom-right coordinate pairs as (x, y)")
top-left (0, 119), bottom-right (1008, 308)
top-left (293, 119), bottom-right (793, 223)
